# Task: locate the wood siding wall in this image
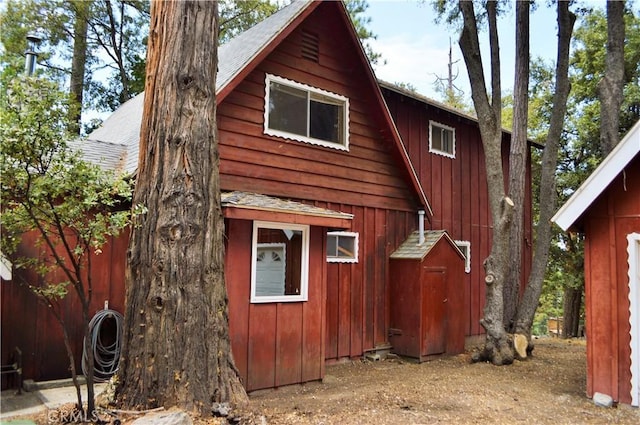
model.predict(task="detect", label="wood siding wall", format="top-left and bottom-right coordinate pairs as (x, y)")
top-left (383, 89), bottom-right (533, 337)
top-left (583, 155), bottom-right (640, 405)
top-left (1, 230), bottom-right (128, 387)
top-left (217, 4), bottom-right (421, 362)
top-left (225, 220), bottom-right (327, 391)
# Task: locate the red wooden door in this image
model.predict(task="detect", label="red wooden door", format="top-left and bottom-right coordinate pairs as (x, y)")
top-left (422, 268), bottom-right (447, 356)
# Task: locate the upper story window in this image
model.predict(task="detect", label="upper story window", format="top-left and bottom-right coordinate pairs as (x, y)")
top-left (265, 74), bottom-right (349, 151)
top-left (455, 240), bottom-right (471, 274)
top-left (429, 121), bottom-right (456, 158)
top-left (327, 231), bottom-right (359, 263)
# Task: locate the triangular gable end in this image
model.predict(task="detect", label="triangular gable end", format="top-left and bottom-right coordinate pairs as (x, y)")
top-left (218, 0), bottom-right (431, 214)
top-left (552, 119), bottom-right (640, 231)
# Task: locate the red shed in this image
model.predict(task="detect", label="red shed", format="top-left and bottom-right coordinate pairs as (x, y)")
top-left (389, 230), bottom-right (466, 360)
top-left (552, 120), bottom-right (640, 406)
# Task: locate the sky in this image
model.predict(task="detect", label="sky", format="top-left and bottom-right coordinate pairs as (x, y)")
top-left (363, 0), bottom-right (608, 103)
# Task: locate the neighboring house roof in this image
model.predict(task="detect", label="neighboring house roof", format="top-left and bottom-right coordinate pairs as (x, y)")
top-left (390, 230), bottom-right (464, 260)
top-left (80, 0), bottom-right (431, 212)
top-left (552, 119), bottom-right (640, 231)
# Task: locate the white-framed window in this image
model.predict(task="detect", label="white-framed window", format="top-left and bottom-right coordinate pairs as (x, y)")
top-left (264, 74), bottom-right (349, 151)
top-left (251, 221), bottom-right (309, 303)
top-left (429, 120), bottom-right (456, 158)
top-left (455, 240), bottom-right (471, 273)
top-left (327, 231), bottom-right (359, 263)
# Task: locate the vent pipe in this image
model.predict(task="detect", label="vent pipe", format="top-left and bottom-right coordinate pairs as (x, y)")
top-left (418, 210), bottom-right (425, 245)
top-left (25, 32), bottom-right (42, 76)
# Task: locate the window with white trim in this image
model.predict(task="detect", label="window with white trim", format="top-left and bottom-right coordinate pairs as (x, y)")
top-left (251, 221), bottom-right (309, 303)
top-left (327, 231), bottom-right (359, 263)
top-left (265, 74), bottom-right (349, 150)
top-left (455, 240), bottom-right (471, 273)
top-left (429, 121), bottom-right (456, 158)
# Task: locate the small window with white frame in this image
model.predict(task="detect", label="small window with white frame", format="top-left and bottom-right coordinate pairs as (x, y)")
top-left (264, 74), bottom-right (349, 151)
top-left (327, 231), bottom-right (358, 263)
top-left (251, 221), bottom-right (309, 303)
top-left (429, 121), bottom-right (456, 158)
top-left (455, 240), bottom-right (471, 273)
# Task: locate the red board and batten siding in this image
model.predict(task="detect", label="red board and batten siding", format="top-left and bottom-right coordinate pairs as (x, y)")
top-left (382, 88), bottom-right (534, 338)
top-left (225, 220), bottom-right (327, 391)
top-left (217, 4), bottom-right (421, 364)
top-left (1, 230), bottom-right (128, 385)
top-left (582, 155), bottom-right (640, 405)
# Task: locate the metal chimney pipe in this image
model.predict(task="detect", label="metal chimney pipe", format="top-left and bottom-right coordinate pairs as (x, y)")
top-left (24, 33), bottom-right (42, 76)
top-left (418, 210), bottom-right (425, 245)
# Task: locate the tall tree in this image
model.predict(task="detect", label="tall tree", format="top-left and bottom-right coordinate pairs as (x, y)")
top-left (458, 0), bottom-right (515, 364)
top-left (513, 1), bottom-right (575, 341)
top-left (116, 0), bottom-right (247, 416)
top-left (598, 0), bottom-right (626, 155)
top-left (503, 0), bottom-right (530, 331)
top-left (0, 0), bottom-right (149, 131)
top-left (69, 0), bottom-right (90, 134)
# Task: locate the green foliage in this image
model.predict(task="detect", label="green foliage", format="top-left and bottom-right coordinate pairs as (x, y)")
top-left (0, 76), bottom-right (140, 303)
top-left (219, 0), bottom-right (279, 43)
top-left (345, 0), bottom-right (384, 65)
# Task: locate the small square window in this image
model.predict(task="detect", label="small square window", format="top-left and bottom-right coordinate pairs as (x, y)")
top-left (455, 240), bottom-right (471, 273)
top-left (429, 121), bottom-right (456, 158)
top-left (265, 74), bottom-right (349, 150)
top-left (327, 231), bottom-right (358, 263)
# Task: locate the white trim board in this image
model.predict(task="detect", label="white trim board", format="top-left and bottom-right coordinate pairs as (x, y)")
top-left (628, 233), bottom-right (640, 407)
top-left (552, 120), bottom-right (640, 231)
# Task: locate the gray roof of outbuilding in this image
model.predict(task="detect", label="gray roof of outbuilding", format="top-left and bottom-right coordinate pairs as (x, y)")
top-left (221, 191), bottom-right (354, 220)
top-left (80, 0), bottom-right (314, 175)
top-left (390, 230), bottom-right (464, 260)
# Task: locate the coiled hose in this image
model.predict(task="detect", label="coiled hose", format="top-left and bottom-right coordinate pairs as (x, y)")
top-left (82, 309), bottom-right (124, 382)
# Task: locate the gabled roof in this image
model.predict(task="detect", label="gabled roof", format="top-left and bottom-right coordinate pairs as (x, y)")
top-left (81, 0), bottom-right (431, 212)
top-left (552, 119), bottom-right (640, 231)
top-left (390, 230), bottom-right (465, 261)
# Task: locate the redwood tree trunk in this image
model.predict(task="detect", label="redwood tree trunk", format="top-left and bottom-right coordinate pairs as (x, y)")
top-left (117, 0), bottom-right (247, 415)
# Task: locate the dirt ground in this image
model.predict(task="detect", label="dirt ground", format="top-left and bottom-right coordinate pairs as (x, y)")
top-left (243, 338), bottom-right (639, 425)
top-left (15, 338), bottom-right (640, 424)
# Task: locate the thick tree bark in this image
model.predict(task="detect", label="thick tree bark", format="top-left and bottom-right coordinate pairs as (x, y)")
top-left (69, 0), bottom-right (90, 135)
top-left (117, 0), bottom-right (247, 415)
top-left (514, 3), bottom-right (576, 343)
top-left (598, 0), bottom-right (625, 155)
top-left (459, 0), bottom-right (513, 365)
top-left (504, 0), bottom-right (530, 332)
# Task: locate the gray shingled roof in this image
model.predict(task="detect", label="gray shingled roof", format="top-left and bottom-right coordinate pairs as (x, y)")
top-left (390, 230), bottom-right (464, 260)
top-left (81, 0), bottom-right (314, 175)
top-left (221, 191), bottom-right (354, 220)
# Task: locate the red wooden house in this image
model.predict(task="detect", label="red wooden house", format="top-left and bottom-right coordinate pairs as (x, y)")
top-left (552, 119), bottom-right (640, 406)
top-left (2, 0), bottom-right (532, 391)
